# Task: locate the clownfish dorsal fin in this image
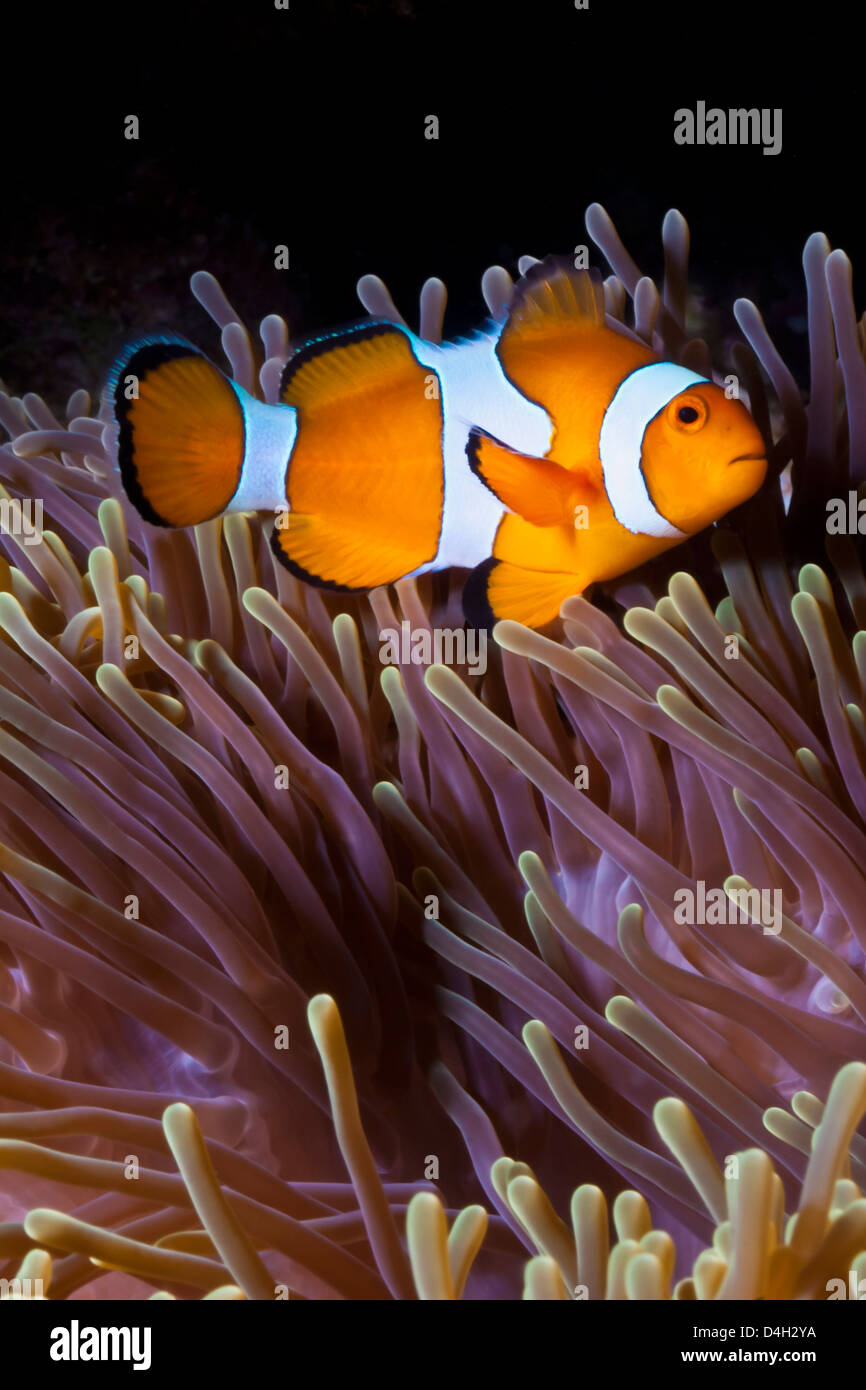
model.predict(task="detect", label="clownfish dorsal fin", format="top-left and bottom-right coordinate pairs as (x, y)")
top-left (467, 427), bottom-right (600, 528)
top-left (273, 320), bottom-right (443, 589)
top-left (281, 319), bottom-right (423, 412)
top-left (499, 257), bottom-right (606, 349)
top-left (496, 259), bottom-right (650, 453)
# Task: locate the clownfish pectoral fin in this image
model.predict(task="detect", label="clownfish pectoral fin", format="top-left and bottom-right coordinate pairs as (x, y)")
top-left (110, 338), bottom-right (245, 527)
top-left (463, 557), bottom-right (584, 630)
top-left (467, 427), bottom-right (598, 527)
top-left (275, 320), bottom-right (443, 589)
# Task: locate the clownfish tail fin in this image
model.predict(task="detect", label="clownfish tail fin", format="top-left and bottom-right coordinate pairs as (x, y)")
top-left (110, 336), bottom-right (246, 527)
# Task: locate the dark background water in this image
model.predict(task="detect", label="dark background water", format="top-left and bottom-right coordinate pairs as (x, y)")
top-left (0, 0), bottom-right (858, 403)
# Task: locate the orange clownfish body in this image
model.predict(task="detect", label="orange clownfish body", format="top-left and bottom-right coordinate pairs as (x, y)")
top-left (110, 257), bottom-right (767, 628)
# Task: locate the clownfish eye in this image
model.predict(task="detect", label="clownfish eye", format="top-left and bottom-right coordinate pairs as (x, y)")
top-left (666, 393), bottom-right (708, 433)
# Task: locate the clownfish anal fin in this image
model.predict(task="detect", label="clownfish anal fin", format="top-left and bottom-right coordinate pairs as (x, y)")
top-left (278, 320), bottom-right (443, 588)
top-left (462, 556), bottom-right (499, 630)
top-left (463, 556), bottom-right (583, 630)
top-left (467, 427), bottom-right (598, 528)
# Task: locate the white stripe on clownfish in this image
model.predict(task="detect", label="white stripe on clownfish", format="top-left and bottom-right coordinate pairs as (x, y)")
top-left (229, 385), bottom-right (298, 513)
top-left (598, 361), bottom-right (710, 539)
top-left (409, 327), bottom-right (554, 573)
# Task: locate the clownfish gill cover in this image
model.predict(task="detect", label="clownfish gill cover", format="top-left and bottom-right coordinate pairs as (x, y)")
top-left (1, 0), bottom-right (865, 1365)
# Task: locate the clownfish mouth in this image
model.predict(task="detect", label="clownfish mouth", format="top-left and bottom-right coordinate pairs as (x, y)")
top-left (728, 452), bottom-right (767, 466)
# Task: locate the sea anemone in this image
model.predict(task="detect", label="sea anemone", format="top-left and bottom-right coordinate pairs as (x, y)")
top-left (1, 205), bottom-right (866, 1300)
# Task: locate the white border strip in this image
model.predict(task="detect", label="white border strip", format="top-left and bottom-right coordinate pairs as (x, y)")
top-left (230, 386), bottom-right (298, 512)
top-left (598, 362), bottom-right (708, 538)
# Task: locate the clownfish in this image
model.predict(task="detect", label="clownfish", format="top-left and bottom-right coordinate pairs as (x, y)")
top-left (109, 257), bottom-right (767, 629)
